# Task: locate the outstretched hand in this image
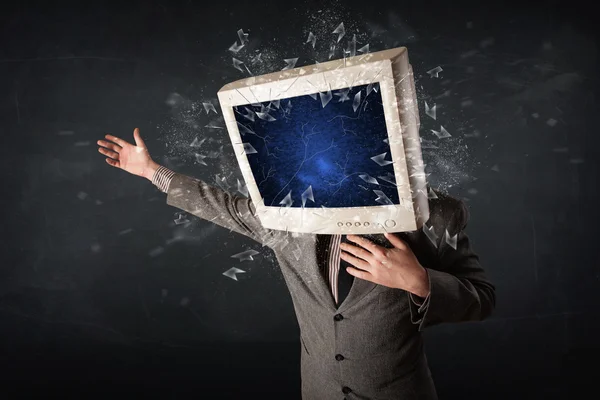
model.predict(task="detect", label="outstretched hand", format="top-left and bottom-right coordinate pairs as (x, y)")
top-left (340, 233), bottom-right (430, 298)
top-left (97, 128), bottom-right (158, 179)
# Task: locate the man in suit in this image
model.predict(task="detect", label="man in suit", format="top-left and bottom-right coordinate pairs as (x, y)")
top-left (98, 128), bottom-right (496, 400)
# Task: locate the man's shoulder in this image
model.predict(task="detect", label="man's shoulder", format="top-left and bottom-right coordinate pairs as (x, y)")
top-left (426, 188), bottom-right (468, 230)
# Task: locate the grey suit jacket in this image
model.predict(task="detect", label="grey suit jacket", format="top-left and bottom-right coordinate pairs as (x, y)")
top-left (165, 173), bottom-right (496, 400)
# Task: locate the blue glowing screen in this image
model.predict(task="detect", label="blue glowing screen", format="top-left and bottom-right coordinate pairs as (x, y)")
top-left (233, 83), bottom-right (399, 208)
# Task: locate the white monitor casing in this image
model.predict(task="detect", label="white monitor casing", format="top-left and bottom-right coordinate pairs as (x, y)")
top-left (217, 47), bottom-right (429, 234)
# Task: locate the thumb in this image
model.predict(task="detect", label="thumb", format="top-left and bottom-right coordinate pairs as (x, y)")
top-left (133, 127), bottom-right (146, 148)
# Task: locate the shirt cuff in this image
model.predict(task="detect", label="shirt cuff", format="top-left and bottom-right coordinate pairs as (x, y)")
top-left (409, 292), bottom-right (431, 314)
top-left (151, 165), bottom-right (176, 193)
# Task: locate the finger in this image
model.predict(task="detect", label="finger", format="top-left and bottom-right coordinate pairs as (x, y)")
top-left (345, 266), bottom-right (374, 282)
top-left (133, 127), bottom-right (146, 148)
top-left (105, 158), bottom-right (120, 168)
top-left (98, 147), bottom-right (119, 159)
top-left (346, 235), bottom-right (386, 259)
top-left (383, 232), bottom-right (408, 251)
top-left (340, 250), bottom-right (373, 272)
top-left (97, 139), bottom-right (122, 152)
top-left (105, 134), bottom-right (128, 147)
top-left (340, 242), bottom-right (376, 264)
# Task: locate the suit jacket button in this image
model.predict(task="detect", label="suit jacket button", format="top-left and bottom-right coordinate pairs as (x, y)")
top-left (342, 386), bottom-right (352, 394)
top-left (335, 354), bottom-right (345, 361)
top-left (334, 314), bottom-right (344, 321)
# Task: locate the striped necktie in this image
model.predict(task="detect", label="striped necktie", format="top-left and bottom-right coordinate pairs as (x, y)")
top-left (336, 234), bottom-right (354, 306)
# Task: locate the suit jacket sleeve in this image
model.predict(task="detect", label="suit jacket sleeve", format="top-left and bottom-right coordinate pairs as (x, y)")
top-left (165, 172), bottom-right (286, 248)
top-left (409, 199), bottom-right (496, 331)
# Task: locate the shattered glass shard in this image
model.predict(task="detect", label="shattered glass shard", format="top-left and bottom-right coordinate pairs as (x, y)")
top-left (445, 229), bottom-right (457, 250)
top-left (256, 111), bottom-right (276, 121)
top-left (237, 121), bottom-right (255, 135)
top-left (242, 143), bottom-right (258, 154)
top-left (279, 191), bottom-right (293, 207)
top-left (285, 100), bottom-right (292, 112)
top-left (251, 53), bottom-right (262, 64)
top-left (366, 83), bottom-right (373, 96)
top-left (377, 172), bottom-right (397, 186)
top-left (174, 213), bottom-right (189, 225)
top-left (427, 187), bottom-right (438, 199)
top-left (215, 174), bottom-right (229, 189)
top-left (237, 178), bottom-right (249, 197)
top-left (301, 185), bottom-right (315, 207)
top-left (332, 22), bottom-right (345, 43)
top-left (231, 249), bottom-right (259, 262)
top-left (282, 57), bottom-right (299, 70)
top-left (241, 107), bottom-right (255, 121)
top-left (308, 92), bottom-right (318, 100)
top-left (292, 247), bottom-right (302, 261)
top-left (232, 58), bottom-right (244, 72)
top-left (346, 34), bottom-right (357, 57)
top-left (306, 32), bottom-right (317, 48)
top-left (190, 137), bottom-right (206, 147)
top-left (370, 152), bottom-right (393, 166)
top-left (352, 91), bottom-right (361, 112)
top-left (320, 89), bottom-right (332, 108)
top-left (237, 29), bottom-right (249, 44)
top-left (229, 41), bottom-right (244, 53)
top-left (431, 126), bottom-right (451, 138)
top-left (271, 99), bottom-right (281, 109)
top-left (359, 174), bottom-right (379, 185)
top-left (205, 119), bottom-right (224, 129)
top-left (223, 267), bottom-right (246, 280)
top-left (194, 153), bottom-right (208, 166)
top-left (357, 44), bottom-right (370, 53)
top-left (203, 102), bottom-right (217, 114)
top-left (334, 88), bottom-right (351, 102)
top-left (491, 164), bottom-right (500, 172)
top-left (328, 44), bottom-right (336, 59)
top-left (423, 224), bottom-right (438, 247)
top-left (427, 66), bottom-right (443, 78)
top-left (425, 101), bottom-right (436, 120)
top-left (373, 190), bottom-right (394, 206)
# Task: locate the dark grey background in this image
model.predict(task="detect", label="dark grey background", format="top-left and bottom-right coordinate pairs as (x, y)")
top-left (1, 0), bottom-right (598, 398)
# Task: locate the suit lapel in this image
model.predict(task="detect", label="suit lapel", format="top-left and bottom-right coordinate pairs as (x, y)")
top-left (308, 235), bottom-right (337, 311)
top-left (336, 231), bottom-right (421, 312)
top-left (309, 231), bottom-right (425, 313)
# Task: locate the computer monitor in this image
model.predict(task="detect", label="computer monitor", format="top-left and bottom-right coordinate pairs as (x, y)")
top-left (217, 46), bottom-right (429, 234)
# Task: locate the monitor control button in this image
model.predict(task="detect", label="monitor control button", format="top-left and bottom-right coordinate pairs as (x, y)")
top-left (354, 222), bottom-right (361, 226)
top-left (364, 222), bottom-right (370, 226)
top-left (346, 222), bottom-right (352, 227)
top-left (337, 222), bottom-right (344, 227)
top-left (385, 219), bottom-right (396, 228)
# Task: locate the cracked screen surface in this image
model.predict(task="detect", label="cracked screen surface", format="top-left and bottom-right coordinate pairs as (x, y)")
top-left (233, 83), bottom-right (400, 208)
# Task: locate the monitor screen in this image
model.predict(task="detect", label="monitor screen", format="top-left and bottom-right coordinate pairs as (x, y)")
top-left (233, 82), bottom-right (400, 210)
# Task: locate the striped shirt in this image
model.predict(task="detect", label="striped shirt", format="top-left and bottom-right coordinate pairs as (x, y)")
top-left (152, 165), bottom-right (347, 304)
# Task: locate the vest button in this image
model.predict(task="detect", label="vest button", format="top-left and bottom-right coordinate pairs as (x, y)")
top-left (335, 354), bottom-right (345, 361)
top-left (334, 314), bottom-right (344, 321)
top-left (342, 386), bottom-right (352, 394)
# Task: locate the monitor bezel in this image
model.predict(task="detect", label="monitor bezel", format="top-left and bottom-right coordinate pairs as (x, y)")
top-left (217, 47), bottom-right (429, 234)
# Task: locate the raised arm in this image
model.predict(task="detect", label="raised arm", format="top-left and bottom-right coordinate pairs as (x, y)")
top-left (153, 166), bottom-right (286, 247)
top-left (98, 128), bottom-right (287, 248)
